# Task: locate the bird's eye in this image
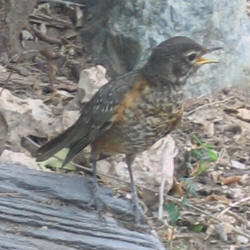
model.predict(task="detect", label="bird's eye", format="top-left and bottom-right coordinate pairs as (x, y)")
top-left (188, 53), bottom-right (196, 61)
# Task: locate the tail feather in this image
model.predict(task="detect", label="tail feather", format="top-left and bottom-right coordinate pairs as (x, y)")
top-left (36, 126), bottom-right (74, 162)
top-left (62, 139), bottom-right (89, 166)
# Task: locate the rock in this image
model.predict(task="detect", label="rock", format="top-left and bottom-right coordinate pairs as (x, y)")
top-left (215, 223), bottom-right (228, 242)
top-left (237, 108), bottom-right (250, 122)
top-left (0, 150), bottom-right (40, 170)
top-left (236, 235), bottom-right (249, 244)
top-left (82, 0), bottom-right (250, 97)
top-left (231, 159), bottom-right (246, 169)
top-left (0, 111), bottom-right (8, 154)
top-left (21, 29), bottom-right (33, 40)
top-left (0, 86), bottom-right (60, 150)
top-left (0, 163), bottom-right (165, 250)
top-left (62, 110), bottom-right (80, 129)
top-left (77, 65), bottom-right (108, 103)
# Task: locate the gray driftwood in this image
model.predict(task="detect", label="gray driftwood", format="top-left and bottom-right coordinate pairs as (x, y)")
top-left (0, 164), bottom-right (165, 250)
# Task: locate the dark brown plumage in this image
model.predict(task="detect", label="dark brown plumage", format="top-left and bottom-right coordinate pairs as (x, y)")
top-left (36, 36), bottom-right (220, 223)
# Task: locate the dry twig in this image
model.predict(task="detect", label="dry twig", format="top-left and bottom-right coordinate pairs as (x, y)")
top-left (219, 196), bottom-right (250, 216)
top-left (0, 71), bottom-right (13, 96)
top-left (186, 96), bottom-right (234, 116)
top-left (158, 135), bottom-right (177, 220)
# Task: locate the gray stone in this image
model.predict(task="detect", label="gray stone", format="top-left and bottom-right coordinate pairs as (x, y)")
top-left (82, 0), bottom-right (250, 97)
top-left (236, 235), bottom-right (249, 244)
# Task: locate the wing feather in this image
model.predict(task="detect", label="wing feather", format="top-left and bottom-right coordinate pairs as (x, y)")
top-left (36, 71), bottom-right (138, 163)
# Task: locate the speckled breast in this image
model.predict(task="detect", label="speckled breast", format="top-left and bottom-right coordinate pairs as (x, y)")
top-left (92, 80), bottom-right (184, 155)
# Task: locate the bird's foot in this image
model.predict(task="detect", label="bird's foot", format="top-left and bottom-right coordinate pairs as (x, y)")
top-left (132, 199), bottom-right (147, 225)
top-left (87, 191), bottom-right (107, 222)
top-left (87, 191), bottom-right (106, 211)
top-left (87, 179), bottom-right (107, 221)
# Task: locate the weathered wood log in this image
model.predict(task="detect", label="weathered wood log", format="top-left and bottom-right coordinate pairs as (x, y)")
top-left (0, 164), bottom-right (165, 250)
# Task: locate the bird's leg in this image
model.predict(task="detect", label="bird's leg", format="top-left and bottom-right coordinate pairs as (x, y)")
top-left (92, 158), bottom-right (101, 209)
top-left (126, 154), bottom-right (146, 224)
top-left (88, 156), bottom-right (106, 212)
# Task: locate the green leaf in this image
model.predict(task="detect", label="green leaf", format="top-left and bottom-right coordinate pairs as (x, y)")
top-left (181, 196), bottom-right (190, 206)
top-left (204, 143), bottom-right (215, 149)
top-left (207, 149), bottom-right (218, 162)
top-left (38, 148), bottom-right (76, 171)
top-left (181, 178), bottom-right (198, 196)
top-left (192, 134), bottom-right (203, 145)
top-left (165, 202), bottom-right (180, 224)
top-left (63, 162), bottom-right (76, 171)
top-left (197, 162), bottom-right (209, 175)
top-left (191, 224), bottom-right (203, 232)
top-left (192, 149), bottom-right (202, 159)
top-left (177, 243), bottom-right (185, 250)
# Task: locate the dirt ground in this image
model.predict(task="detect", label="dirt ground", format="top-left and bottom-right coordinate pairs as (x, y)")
top-left (159, 87), bottom-right (250, 250)
top-left (0, 1), bottom-right (249, 250)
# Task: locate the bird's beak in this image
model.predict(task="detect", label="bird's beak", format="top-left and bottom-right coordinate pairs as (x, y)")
top-left (195, 57), bottom-right (218, 66)
top-left (195, 47), bottom-right (222, 66)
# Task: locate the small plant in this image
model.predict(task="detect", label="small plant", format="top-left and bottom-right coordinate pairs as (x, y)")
top-left (180, 177), bottom-right (198, 196)
top-left (165, 197), bottom-right (189, 224)
top-left (176, 243), bottom-right (185, 250)
top-left (38, 148), bottom-right (76, 171)
top-left (190, 135), bottom-right (218, 176)
top-left (191, 223), bottom-right (203, 232)
top-left (165, 136), bottom-right (218, 228)
top-left (165, 202), bottom-right (180, 224)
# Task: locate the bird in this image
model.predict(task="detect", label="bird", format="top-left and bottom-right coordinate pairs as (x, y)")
top-left (36, 36), bottom-right (221, 223)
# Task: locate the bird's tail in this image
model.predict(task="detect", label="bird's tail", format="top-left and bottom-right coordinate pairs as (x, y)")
top-left (35, 125), bottom-right (75, 162)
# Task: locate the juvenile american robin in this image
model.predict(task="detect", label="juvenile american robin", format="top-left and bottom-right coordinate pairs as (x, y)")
top-left (36, 36), bottom-right (220, 223)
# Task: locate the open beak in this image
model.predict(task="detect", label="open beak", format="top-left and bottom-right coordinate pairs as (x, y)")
top-left (195, 47), bottom-right (222, 66)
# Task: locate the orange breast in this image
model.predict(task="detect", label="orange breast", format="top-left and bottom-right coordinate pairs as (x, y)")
top-left (114, 80), bottom-right (150, 122)
top-left (92, 80), bottom-right (151, 155)
top-left (92, 80), bottom-right (184, 156)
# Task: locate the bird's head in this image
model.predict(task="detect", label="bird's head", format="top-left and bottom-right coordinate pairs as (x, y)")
top-left (143, 36), bottom-right (221, 86)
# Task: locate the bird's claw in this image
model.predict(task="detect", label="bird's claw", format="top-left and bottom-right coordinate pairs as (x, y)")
top-left (87, 191), bottom-right (106, 211)
top-left (87, 191), bottom-right (107, 222)
top-left (87, 196), bottom-right (99, 210)
top-left (132, 200), bottom-right (147, 225)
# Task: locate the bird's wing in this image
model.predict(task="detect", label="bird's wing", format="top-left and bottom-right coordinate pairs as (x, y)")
top-left (36, 71), bottom-right (139, 164)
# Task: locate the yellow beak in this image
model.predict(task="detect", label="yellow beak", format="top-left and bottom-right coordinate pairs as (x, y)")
top-left (195, 57), bottom-right (218, 66)
top-left (195, 46), bottom-right (222, 66)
